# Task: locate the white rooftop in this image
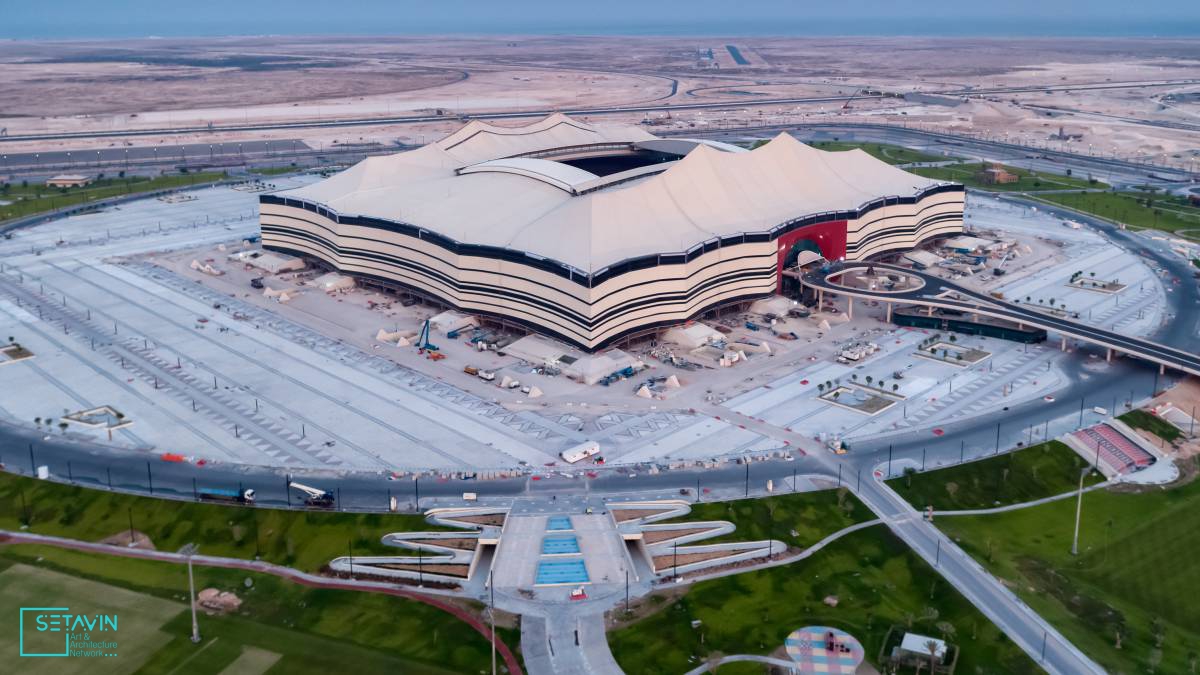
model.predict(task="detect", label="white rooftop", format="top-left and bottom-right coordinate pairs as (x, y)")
top-left (279, 114), bottom-right (943, 273)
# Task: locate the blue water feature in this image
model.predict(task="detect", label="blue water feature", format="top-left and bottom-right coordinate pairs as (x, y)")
top-left (541, 536), bottom-right (581, 555)
top-left (546, 516), bottom-right (573, 531)
top-left (536, 559), bottom-right (590, 585)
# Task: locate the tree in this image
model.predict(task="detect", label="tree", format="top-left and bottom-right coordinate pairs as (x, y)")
top-left (1187, 650), bottom-right (1197, 674)
top-left (818, 383), bottom-right (826, 394)
top-left (903, 466), bottom-right (917, 487)
top-left (866, 375), bottom-right (874, 386)
top-left (949, 334), bottom-right (957, 343)
top-left (936, 621), bottom-right (957, 642)
top-left (924, 639), bottom-right (941, 674)
top-left (57, 421), bottom-right (68, 434)
top-left (893, 383), bottom-right (900, 393)
top-left (1149, 648), bottom-right (1163, 674)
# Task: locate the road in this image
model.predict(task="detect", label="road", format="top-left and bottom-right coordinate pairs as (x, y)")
top-left (801, 261), bottom-right (1200, 376)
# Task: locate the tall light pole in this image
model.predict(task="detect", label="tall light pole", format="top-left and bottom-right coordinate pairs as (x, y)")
top-left (1071, 468), bottom-right (1088, 556)
top-left (179, 543), bottom-right (201, 643)
top-left (489, 569), bottom-right (496, 675)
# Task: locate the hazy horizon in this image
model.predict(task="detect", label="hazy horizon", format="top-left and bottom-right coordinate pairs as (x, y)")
top-left (5, 1), bottom-right (1200, 40)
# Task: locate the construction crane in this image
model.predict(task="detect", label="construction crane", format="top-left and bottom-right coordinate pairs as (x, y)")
top-left (289, 481), bottom-right (335, 508)
top-left (416, 319), bottom-right (438, 352)
top-left (841, 89), bottom-right (864, 111)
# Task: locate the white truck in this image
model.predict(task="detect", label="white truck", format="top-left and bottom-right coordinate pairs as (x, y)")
top-left (560, 441), bottom-right (601, 464)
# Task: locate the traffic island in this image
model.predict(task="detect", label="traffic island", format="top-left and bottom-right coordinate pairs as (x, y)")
top-left (0, 342), bottom-right (34, 366)
top-left (913, 342), bottom-right (991, 368)
top-left (819, 386), bottom-right (897, 415)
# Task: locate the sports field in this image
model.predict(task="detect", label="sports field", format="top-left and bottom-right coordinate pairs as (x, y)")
top-left (937, 471), bottom-right (1200, 674)
top-left (0, 545), bottom-right (515, 674)
top-left (0, 563), bottom-right (182, 674)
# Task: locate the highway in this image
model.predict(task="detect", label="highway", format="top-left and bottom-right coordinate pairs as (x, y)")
top-left (0, 94), bottom-right (884, 143)
top-left (802, 262), bottom-right (1200, 377)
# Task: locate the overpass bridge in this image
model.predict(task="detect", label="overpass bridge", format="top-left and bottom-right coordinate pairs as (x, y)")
top-left (801, 262), bottom-right (1200, 378)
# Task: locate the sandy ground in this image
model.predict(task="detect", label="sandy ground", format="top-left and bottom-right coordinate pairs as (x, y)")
top-left (1, 36), bottom-right (1198, 163)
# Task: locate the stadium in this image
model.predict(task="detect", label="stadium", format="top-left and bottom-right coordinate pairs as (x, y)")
top-left (259, 114), bottom-right (965, 350)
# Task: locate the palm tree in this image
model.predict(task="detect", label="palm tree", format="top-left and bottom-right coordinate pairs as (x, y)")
top-left (924, 639), bottom-right (941, 674)
top-left (865, 375), bottom-right (874, 386)
top-left (892, 383), bottom-right (900, 393)
top-left (817, 383), bottom-right (825, 394)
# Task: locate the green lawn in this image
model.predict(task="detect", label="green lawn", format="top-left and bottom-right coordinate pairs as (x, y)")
top-left (804, 141), bottom-right (950, 165)
top-left (937, 475), bottom-right (1200, 674)
top-left (608, 527), bottom-right (1037, 675)
top-left (1118, 409), bottom-right (1182, 443)
top-left (1036, 191), bottom-right (1200, 239)
top-left (0, 563), bottom-right (180, 672)
top-left (0, 471), bottom-right (439, 572)
top-left (248, 165), bottom-right (301, 176)
top-left (886, 441), bottom-right (1104, 511)
top-left (0, 172), bottom-right (227, 222)
top-left (674, 488), bottom-right (873, 549)
top-left (909, 162), bottom-right (1106, 192)
top-left (0, 545), bottom-right (513, 674)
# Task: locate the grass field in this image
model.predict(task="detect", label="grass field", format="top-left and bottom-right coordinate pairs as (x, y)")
top-left (804, 141), bottom-right (949, 165)
top-left (248, 166), bottom-right (300, 176)
top-left (0, 471), bottom-right (440, 572)
top-left (1118, 410), bottom-right (1183, 443)
top-left (0, 545), bottom-right (515, 674)
top-left (0, 563), bottom-right (181, 673)
top-left (0, 173), bottom-right (228, 222)
top-left (937, 475), bottom-right (1200, 674)
top-left (886, 441), bottom-right (1104, 511)
top-left (670, 488), bottom-right (873, 549)
top-left (1036, 191), bottom-right (1200, 239)
top-left (608, 527), bottom-right (1036, 675)
top-left (909, 162), bottom-right (1106, 192)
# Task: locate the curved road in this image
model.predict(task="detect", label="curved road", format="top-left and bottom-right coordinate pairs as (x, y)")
top-left (801, 261), bottom-right (1200, 376)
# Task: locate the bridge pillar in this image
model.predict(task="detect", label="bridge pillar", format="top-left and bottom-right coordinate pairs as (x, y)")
top-left (1061, 336), bottom-right (1067, 352)
top-left (1161, 363), bottom-right (1166, 376)
top-left (847, 297), bottom-right (853, 319)
top-left (818, 288), bottom-right (824, 309)
top-left (886, 302), bottom-right (893, 323)
top-left (1106, 347), bottom-right (1113, 363)
top-left (926, 305), bottom-right (934, 317)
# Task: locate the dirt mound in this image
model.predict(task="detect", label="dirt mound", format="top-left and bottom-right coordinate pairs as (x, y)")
top-left (99, 529), bottom-right (156, 550)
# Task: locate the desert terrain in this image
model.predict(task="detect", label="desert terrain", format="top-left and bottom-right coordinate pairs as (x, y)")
top-left (1, 35), bottom-right (1199, 161)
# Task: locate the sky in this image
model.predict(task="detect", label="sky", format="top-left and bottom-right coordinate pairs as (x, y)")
top-left (4, 0), bottom-right (1199, 39)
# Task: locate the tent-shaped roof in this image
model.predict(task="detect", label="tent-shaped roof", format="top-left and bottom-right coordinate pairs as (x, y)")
top-left (276, 115), bottom-right (944, 273)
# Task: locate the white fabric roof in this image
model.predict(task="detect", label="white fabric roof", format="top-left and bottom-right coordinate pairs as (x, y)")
top-left (279, 114), bottom-right (943, 273)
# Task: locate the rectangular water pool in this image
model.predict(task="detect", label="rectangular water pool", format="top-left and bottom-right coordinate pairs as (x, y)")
top-left (535, 559), bottom-right (590, 585)
top-left (546, 516), bottom-right (573, 531)
top-left (541, 536), bottom-right (581, 555)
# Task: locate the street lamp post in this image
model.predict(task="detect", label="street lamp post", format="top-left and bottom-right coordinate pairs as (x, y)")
top-left (179, 543), bottom-right (201, 643)
top-left (1071, 468), bottom-right (1088, 556)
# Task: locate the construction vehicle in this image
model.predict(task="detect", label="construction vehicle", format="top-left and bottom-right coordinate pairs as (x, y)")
top-left (289, 481), bottom-right (335, 508)
top-left (198, 487), bottom-right (256, 504)
top-left (415, 319), bottom-right (438, 352)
